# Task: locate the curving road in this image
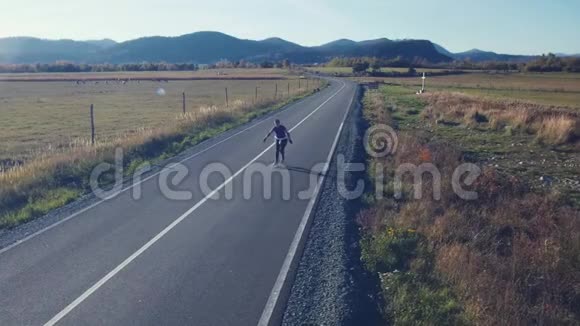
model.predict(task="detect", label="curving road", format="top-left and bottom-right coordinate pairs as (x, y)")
top-left (0, 79), bottom-right (357, 326)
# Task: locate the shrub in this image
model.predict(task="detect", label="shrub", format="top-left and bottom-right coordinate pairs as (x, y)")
top-left (361, 227), bottom-right (419, 273)
top-left (382, 272), bottom-right (468, 326)
top-left (536, 115), bottom-right (580, 144)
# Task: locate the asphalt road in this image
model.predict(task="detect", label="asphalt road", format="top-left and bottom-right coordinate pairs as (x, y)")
top-left (0, 79), bottom-right (357, 326)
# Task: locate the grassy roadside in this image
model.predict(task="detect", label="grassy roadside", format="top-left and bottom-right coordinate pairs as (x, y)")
top-left (387, 85), bottom-right (580, 206)
top-left (358, 86), bottom-right (580, 325)
top-left (0, 82), bottom-right (327, 228)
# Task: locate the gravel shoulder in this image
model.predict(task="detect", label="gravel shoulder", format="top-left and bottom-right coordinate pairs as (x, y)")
top-left (282, 86), bottom-right (382, 326)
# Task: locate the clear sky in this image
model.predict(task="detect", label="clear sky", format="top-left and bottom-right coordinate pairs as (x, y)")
top-left (1, 0), bottom-right (578, 54)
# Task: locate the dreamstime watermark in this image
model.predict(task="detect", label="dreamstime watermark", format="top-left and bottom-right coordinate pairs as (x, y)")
top-left (89, 125), bottom-right (482, 202)
top-left (364, 124), bottom-right (398, 157)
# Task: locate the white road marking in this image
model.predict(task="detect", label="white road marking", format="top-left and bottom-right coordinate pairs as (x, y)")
top-left (257, 81), bottom-right (355, 326)
top-left (43, 81), bottom-right (347, 326)
top-left (0, 87), bottom-right (322, 256)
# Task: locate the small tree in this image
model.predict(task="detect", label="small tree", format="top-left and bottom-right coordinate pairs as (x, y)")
top-left (353, 62), bottom-right (370, 74)
top-left (371, 60), bottom-right (381, 73)
top-left (282, 59), bottom-right (290, 69)
top-left (260, 61), bottom-right (274, 68)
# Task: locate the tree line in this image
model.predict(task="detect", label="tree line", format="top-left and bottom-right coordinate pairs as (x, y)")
top-left (209, 59), bottom-right (292, 69)
top-left (328, 56), bottom-right (429, 69)
top-left (524, 53), bottom-right (580, 72)
top-left (326, 53), bottom-right (580, 73)
top-left (0, 59), bottom-right (296, 73)
top-left (2, 55), bottom-right (578, 74)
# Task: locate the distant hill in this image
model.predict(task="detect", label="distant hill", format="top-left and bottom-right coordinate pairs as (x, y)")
top-left (85, 39), bottom-right (117, 49)
top-left (556, 53), bottom-right (580, 58)
top-left (433, 44), bottom-right (536, 62)
top-left (280, 37), bottom-right (451, 64)
top-left (259, 37), bottom-right (303, 51)
top-left (0, 37), bottom-right (105, 63)
top-left (432, 43), bottom-right (454, 57)
top-left (99, 32), bottom-right (287, 63)
top-left (317, 39), bottom-right (359, 50)
top-left (452, 49), bottom-right (534, 62)
top-left (0, 32), bottom-right (452, 64)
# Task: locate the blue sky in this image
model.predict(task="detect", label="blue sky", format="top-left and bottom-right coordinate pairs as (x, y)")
top-left (1, 0), bottom-right (578, 54)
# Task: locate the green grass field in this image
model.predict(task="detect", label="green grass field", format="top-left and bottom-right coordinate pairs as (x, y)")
top-left (0, 73), bottom-right (317, 162)
top-left (357, 72), bottom-right (580, 108)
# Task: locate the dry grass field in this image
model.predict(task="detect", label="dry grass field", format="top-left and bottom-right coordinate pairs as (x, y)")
top-left (308, 66), bottom-right (456, 75)
top-left (0, 74), bottom-right (317, 163)
top-left (0, 68), bottom-right (292, 81)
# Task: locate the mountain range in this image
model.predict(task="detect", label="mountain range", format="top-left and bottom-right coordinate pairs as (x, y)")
top-left (0, 31), bottom-right (561, 65)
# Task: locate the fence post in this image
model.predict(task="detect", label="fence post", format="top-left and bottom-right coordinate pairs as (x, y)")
top-left (182, 92), bottom-right (186, 114)
top-left (255, 86), bottom-right (258, 104)
top-left (90, 104), bottom-right (95, 145)
top-left (287, 82), bottom-right (290, 97)
top-left (298, 79), bottom-right (301, 89)
top-left (225, 87), bottom-right (229, 108)
top-left (307, 79), bottom-right (309, 90)
top-left (274, 83), bottom-right (278, 99)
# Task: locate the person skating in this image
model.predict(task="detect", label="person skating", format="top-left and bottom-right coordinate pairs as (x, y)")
top-left (263, 119), bottom-right (293, 167)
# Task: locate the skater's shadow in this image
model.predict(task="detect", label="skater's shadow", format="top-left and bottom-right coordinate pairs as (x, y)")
top-left (286, 166), bottom-right (326, 177)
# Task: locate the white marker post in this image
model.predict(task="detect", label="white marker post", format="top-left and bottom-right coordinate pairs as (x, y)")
top-left (421, 72), bottom-right (426, 92)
